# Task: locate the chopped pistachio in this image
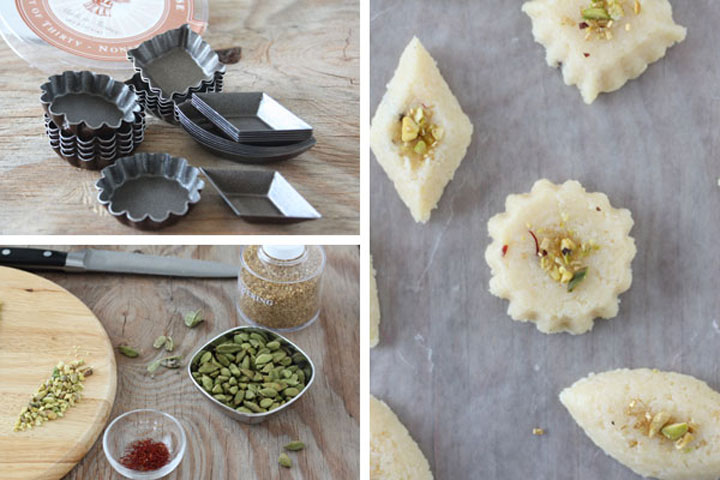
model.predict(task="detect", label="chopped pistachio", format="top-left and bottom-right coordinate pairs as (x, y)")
top-left (532, 428), bottom-right (545, 436)
top-left (401, 116), bottom-right (419, 142)
top-left (582, 7), bottom-right (610, 20)
top-left (398, 105), bottom-right (442, 161)
top-left (661, 423), bottom-right (689, 441)
top-left (567, 267), bottom-right (588, 292)
top-left (675, 432), bottom-right (694, 450)
top-left (648, 411), bottom-right (671, 438)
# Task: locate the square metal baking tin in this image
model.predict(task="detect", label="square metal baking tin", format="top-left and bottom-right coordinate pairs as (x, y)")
top-left (192, 92), bottom-right (313, 143)
top-left (200, 167), bottom-right (321, 223)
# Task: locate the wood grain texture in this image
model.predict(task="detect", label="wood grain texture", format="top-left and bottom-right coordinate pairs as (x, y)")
top-left (370, 1), bottom-right (720, 479)
top-left (0, 0), bottom-right (359, 235)
top-left (0, 267), bottom-right (117, 480)
top-left (28, 246), bottom-right (358, 480)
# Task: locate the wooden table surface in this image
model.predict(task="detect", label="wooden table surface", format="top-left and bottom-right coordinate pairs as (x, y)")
top-left (24, 245), bottom-right (358, 480)
top-left (370, 1), bottom-right (720, 479)
top-left (0, 0), bottom-right (359, 235)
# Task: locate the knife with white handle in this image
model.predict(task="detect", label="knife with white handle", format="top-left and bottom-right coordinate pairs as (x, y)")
top-left (0, 247), bottom-right (239, 278)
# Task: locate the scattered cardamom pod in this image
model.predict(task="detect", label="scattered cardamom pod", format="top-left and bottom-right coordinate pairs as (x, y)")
top-left (278, 453), bottom-right (292, 468)
top-left (184, 310), bottom-right (205, 328)
top-left (165, 336), bottom-right (175, 352)
top-left (153, 335), bottom-right (168, 349)
top-left (284, 441), bottom-right (305, 451)
top-left (160, 355), bottom-right (183, 369)
top-left (147, 359), bottom-right (162, 374)
top-left (189, 329), bottom-right (312, 415)
top-left (118, 345), bottom-right (139, 358)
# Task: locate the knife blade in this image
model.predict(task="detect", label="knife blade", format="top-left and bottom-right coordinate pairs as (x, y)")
top-left (0, 247), bottom-right (239, 278)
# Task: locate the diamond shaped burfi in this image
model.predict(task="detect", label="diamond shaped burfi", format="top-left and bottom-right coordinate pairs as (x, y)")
top-left (370, 37), bottom-right (473, 223)
top-left (522, 0), bottom-right (686, 104)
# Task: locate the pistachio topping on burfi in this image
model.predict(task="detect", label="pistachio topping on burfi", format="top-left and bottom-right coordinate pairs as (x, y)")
top-left (370, 36), bottom-right (473, 223)
top-left (397, 105), bottom-right (444, 161)
top-left (522, 0), bottom-right (686, 103)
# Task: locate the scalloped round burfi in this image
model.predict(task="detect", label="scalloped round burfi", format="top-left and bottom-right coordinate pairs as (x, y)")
top-left (485, 179), bottom-right (636, 334)
top-left (371, 395), bottom-right (433, 479)
top-left (522, 0), bottom-right (686, 104)
top-left (370, 36), bottom-right (473, 223)
top-left (561, 369), bottom-right (720, 480)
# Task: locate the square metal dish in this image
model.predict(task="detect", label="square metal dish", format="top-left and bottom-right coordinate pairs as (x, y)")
top-left (200, 167), bottom-right (321, 223)
top-left (176, 101), bottom-right (316, 163)
top-left (187, 326), bottom-right (315, 425)
top-left (192, 92), bottom-right (313, 143)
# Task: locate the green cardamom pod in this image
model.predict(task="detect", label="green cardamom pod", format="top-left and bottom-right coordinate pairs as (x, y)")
top-left (152, 335), bottom-right (167, 349)
top-left (259, 398), bottom-right (273, 409)
top-left (161, 355), bottom-right (182, 369)
top-left (164, 336), bottom-right (174, 352)
top-left (266, 341), bottom-right (281, 350)
top-left (255, 353), bottom-right (273, 365)
top-left (199, 351), bottom-right (212, 364)
top-left (201, 375), bottom-right (213, 391)
top-left (198, 363), bottom-right (220, 374)
top-left (118, 345), bottom-right (139, 358)
top-left (284, 441), bottom-right (305, 451)
top-left (243, 401), bottom-right (263, 413)
top-left (259, 388), bottom-right (278, 398)
top-left (284, 387), bottom-right (300, 397)
top-left (147, 359), bottom-right (162, 374)
top-left (184, 310), bottom-right (205, 328)
top-left (278, 453), bottom-right (292, 468)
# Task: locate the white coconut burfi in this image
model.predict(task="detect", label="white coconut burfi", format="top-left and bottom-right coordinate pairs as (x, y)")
top-left (485, 179), bottom-right (636, 334)
top-left (370, 254), bottom-right (381, 348)
top-left (561, 369), bottom-right (720, 480)
top-left (370, 395), bottom-right (433, 480)
top-left (522, 0), bottom-right (686, 104)
top-left (370, 36), bottom-right (473, 223)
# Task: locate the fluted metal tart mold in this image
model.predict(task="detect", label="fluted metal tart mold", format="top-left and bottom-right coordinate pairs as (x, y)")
top-left (96, 153), bottom-right (204, 230)
top-left (40, 71), bottom-right (142, 136)
top-left (127, 24), bottom-right (226, 100)
top-left (45, 113), bottom-right (145, 170)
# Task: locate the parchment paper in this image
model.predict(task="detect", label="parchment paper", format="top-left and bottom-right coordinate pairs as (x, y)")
top-left (370, 1), bottom-right (720, 478)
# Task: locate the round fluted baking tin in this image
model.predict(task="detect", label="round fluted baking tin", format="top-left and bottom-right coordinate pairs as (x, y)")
top-left (41, 71), bottom-right (142, 136)
top-left (45, 113), bottom-right (145, 170)
top-left (96, 153), bottom-right (204, 230)
top-left (0, 1), bottom-right (208, 73)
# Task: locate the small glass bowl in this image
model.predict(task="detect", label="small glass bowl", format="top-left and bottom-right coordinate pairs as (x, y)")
top-left (103, 409), bottom-right (187, 479)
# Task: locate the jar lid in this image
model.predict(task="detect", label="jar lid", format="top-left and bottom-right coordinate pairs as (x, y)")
top-left (262, 245), bottom-right (306, 262)
top-left (0, 0), bottom-right (209, 73)
top-left (242, 245), bottom-right (325, 284)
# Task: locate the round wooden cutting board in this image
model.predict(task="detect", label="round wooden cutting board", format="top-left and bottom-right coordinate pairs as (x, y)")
top-left (0, 267), bottom-right (117, 480)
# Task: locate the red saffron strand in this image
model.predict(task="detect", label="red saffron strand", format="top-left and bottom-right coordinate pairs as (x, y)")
top-left (528, 230), bottom-right (540, 255)
top-left (502, 245), bottom-right (508, 257)
top-left (119, 438), bottom-right (170, 471)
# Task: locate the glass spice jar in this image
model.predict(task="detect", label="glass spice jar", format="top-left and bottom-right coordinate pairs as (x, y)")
top-left (237, 245), bottom-right (325, 331)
